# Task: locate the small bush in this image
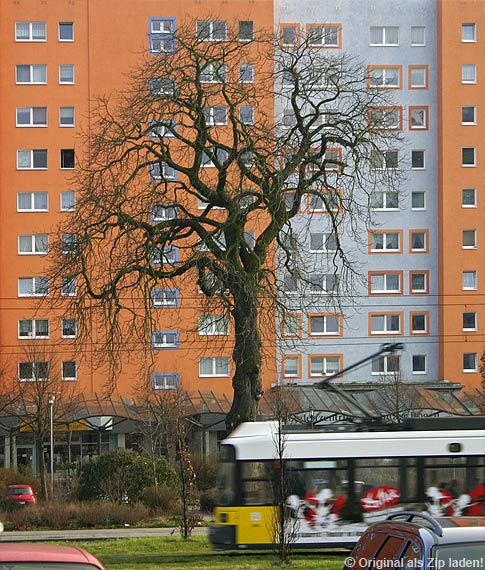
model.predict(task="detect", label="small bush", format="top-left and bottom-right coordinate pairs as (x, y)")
top-left (141, 484), bottom-right (180, 516)
top-left (199, 487), bottom-right (217, 513)
top-left (191, 455), bottom-right (219, 491)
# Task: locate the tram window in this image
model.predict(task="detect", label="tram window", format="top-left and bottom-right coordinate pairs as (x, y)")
top-left (355, 458), bottom-right (418, 502)
top-left (241, 461), bottom-right (273, 505)
top-left (217, 459), bottom-right (236, 506)
top-left (425, 457), bottom-right (468, 497)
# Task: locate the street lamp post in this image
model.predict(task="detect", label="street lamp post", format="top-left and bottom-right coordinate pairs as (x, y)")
top-left (48, 393), bottom-right (55, 499)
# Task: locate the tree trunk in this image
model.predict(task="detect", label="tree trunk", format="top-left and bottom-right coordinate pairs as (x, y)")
top-left (36, 437), bottom-right (48, 500)
top-left (226, 289), bottom-right (262, 434)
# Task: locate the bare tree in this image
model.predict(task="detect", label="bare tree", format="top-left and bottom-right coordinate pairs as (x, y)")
top-left (50, 18), bottom-right (401, 432)
top-left (375, 368), bottom-right (420, 424)
top-left (7, 343), bottom-right (81, 499)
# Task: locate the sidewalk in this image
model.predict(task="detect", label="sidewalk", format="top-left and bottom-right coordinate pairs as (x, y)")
top-left (0, 526), bottom-right (209, 542)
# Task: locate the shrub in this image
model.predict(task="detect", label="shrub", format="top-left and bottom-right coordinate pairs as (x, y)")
top-left (141, 484), bottom-right (180, 515)
top-left (191, 455), bottom-right (219, 491)
top-left (77, 450), bottom-right (176, 503)
top-left (199, 487), bottom-right (217, 513)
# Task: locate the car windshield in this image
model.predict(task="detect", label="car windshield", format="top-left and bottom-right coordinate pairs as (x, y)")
top-left (433, 543), bottom-right (485, 570)
top-left (8, 488), bottom-right (31, 495)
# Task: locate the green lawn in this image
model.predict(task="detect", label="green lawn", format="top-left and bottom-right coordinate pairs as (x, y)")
top-left (64, 537), bottom-right (346, 570)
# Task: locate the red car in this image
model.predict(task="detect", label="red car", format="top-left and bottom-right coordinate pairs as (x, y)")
top-left (6, 484), bottom-right (37, 505)
top-left (0, 543), bottom-right (105, 569)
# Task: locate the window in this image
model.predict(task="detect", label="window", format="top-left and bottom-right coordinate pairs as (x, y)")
top-left (62, 361), bottom-right (77, 381)
top-left (409, 65), bottom-right (428, 89)
top-left (149, 120), bottom-right (176, 139)
top-left (200, 63), bottom-right (227, 83)
top-left (62, 318), bottom-right (77, 338)
top-left (61, 233), bottom-right (77, 254)
top-left (370, 231), bottom-right (401, 252)
top-left (372, 354), bottom-right (400, 374)
top-left (149, 17), bottom-right (176, 53)
top-left (151, 245), bottom-right (178, 265)
top-left (309, 232), bottom-right (337, 252)
top-left (16, 107), bottom-right (47, 127)
top-left (324, 148), bottom-right (341, 170)
top-left (280, 24), bottom-right (299, 47)
top-left (19, 319), bottom-right (49, 339)
top-left (307, 24), bottom-right (340, 47)
top-left (462, 188), bottom-right (476, 207)
top-left (410, 230), bottom-right (428, 252)
top-left (203, 106), bottom-right (227, 125)
top-left (239, 106), bottom-right (254, 125)
top-left (410, 271), bottom-right (428, 294)
top-left (198, 315), bottom-right (229, 336)
top-left (60, 149), bottom-right (75, 169)
top-left (59, 64), bottom-right (74, 84)
top-left (462, 270), bottom-right (477, 290)
top-left (61, 191), bottom-right (76, 211)
top-left (370, 26), bottom-right (399, 46)
top-left (370, 149), bottom-right (399, 169)
top-left (412, 354), bottom-right (426, 374)
top-left (411, 312), bottom-right (428, 334)
top-left (18, 234), bottom-right (48, 254)
top-left (412, 191), bottom-right (426, 210)
top-left (199, 357), bottom-right (230, 377)
top-left (463, 312), bottom-right (477, 331)
top-left (16, 22), bottom-right (46, 41)
top-left (60, 107), bottom-right (75, 127)
top-left (282, 314), bottom-right (301, 338)
top-left (411, 149), bottom-right (425, 169)
top-left (462, 64), bottom-right (476, 84)
top-left (152, 331), bottom-right (178, 349)
top-left (369, 272), bottom-right (401, 294)
top-left (368, 66), bottom-right (401, 88)
top-left (239, 21), bottom-right (253, 41)
top-left (196, 20), bottom-right (226, 41)
top-left (411, 26), bottom-right (425, 46)
top-left (370, 191), bottom-right (399, 210)
top-left (462, 147), bottom-right (476, 166)
top-left (309, 192), bottom-right (340, 213)
top-left (283, 273), bottom-right (297, 293)
top-left (201, 147), bottom-right (228, 167)
top-left (410, 107), bottom-right (428, 130)
top-left (369, 107), bottom-right (401, 130)
top-left (152, 372), bottom-right (179, 391)
top-left (462, 23), bottom-right (476, 42)
top-left (61, 277), bottom-right (77, 296)
top-left (150, 162), bottom-right (177, 180)
top-left (309, 314), bottom-right (340, 336)
top-left (151, 288), bottom-right (178, 308)
top-left (149, 77), bottom-right (175, 96)
top-left (16, 64), bottom-right (47, 84)
top-left (239, 64), bottom-right (254, 83)
top-left (282, 356), bottom-right (300, 378)
top-left (463, 352), bottom-right (478, 372)
top-left (17, 149), bottom-right (47, 169)
top-left (17, 192), bottom-right (48, 212)
top-left (370, 313), bottom-right (401, 334)
top-left (151, 204), bottom-right (177, 222)
top-left (309, 356), bottom-right (340, 377)
top-left (463, 229), bottom-right (477, 249)
top-left (462, 106), bottom-right (476, 125)
top-left (309, 273), bottom-right (338, 294)
top-left (19, 362), bottom-right (49, 382)
top-left (59, 22), bottom-right (74, 41)
top-left (18, 277), bottom-right (49, 297)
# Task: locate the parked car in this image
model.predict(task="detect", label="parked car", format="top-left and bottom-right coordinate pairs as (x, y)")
top-left (6, 484), bottom-right (37, 505)
top-left (346, 511), bottom-right (485, 570)
top-left (0, 543), bottom-right (105, 569)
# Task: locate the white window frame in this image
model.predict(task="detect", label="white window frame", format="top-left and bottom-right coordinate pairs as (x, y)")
top-left (411, 272), bottom-right (428, 294)
top-left (152, 331), bottom-right (179, 349)
top-left (372, 354), bottom-right (400, 375)
top-left (19, 361), bottom-right (49, 382)
top-left (16, 107), bottom-right (47, 127)
top-left (16, 64), bottom-right (47, 84)
top-left (196, 20), bottom-right (227, 41)
top-left (18, 318), bottom-right (49, 339)
top-left (462, 64), bottom-right (477, 84)
top-left (309, 315), bottom-right (340, 336)
top-left (462, 188), bottom-right (476, 208)
top-left (17, 149), bottom-right (48, 170)
top-left (58, 22), bottom-right (74, 41)
top-left (462, 229), bottom-right (477, 249)
top-left (369, 66), bottom-right (400, 88)
top-left (59, 64), bottom-right (75, 84)
top-left (198, 315), bottom-right (229, 336)
top-left (463, 311), bottom-right (477, 332)
top-left (411, 313), bottom-right (428, 334)
top-left (18, 277), bottom-right (49, 297)
top-left (309, 273), bottom-right (338, 294)
top-left (410, 231), bottom-right (427, 252)
top-left (61, 191), bottom-right (76, 211)
top-left (370, 313), bottom-right (401, 335)
top-left (411, 191), bottom-right (426, 211)
top-left (370, 232), bottom-right (400, 252)
top-left (462, 23), bottom-right (476, 42)
top-left (239, 64), bottom-right (254, 83)
top-left (412, 354), bottom-right (427, 374)
top-left (203, 105), bottom-right (227, 125)
top-left (410, 67), bottom-right (427, 89)
top-left (308, 24), bottom-right (339, 47)
top-left (282, 357), bottom-right (299, 378)
top-left (411, 26), bottom-right (426, 46)
top-left (462, 147), bottom-right (476, 167)
top-left (370, 149), bottom-right (399, 170)
top-left (17, 192), bottom-right (48, 212)
top-left (60, 107), bottom-right (75, 127)
top-left (370, 273), bottom-right (401, 294)
top-left (462, 270), bottom-right (477, 290)
top-left (369, 26), bottom-right (399, 46)
top-left (62, 318), bottom-right (77, 338)
top-left (309, 232), bottom-right (337, 253)
top-left (370, 191), bottom-right (399, 210)
top-left (410, 107), bottom-right (427, 130)
top-left (199, 357), bottom-right (230, 377)
top-left (463, 352), bottom-right (478, 372)
top-left (151, 204), bottom-right (177, 222)
top-left (309, 356), bottom-right (340, 377)
top-left (18, 234), bottom-right (48, 255)
top-left (62, 361), bottom-right (77, 381)
top-left (462, 106), bottom-right (476, 125)
top-left (151, 288), bottom-right (178, 308)
top-left (411, 149), bottom-right (425, 169)
top-left (61, 277), bottom-right (77, 297)
top-left (152, 372), bottom-right (179, 391)
top-left (15, 22), bottom-right (46, 42)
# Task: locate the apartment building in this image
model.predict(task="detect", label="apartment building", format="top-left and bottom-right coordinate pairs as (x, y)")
top-left (0, 0), bottom-right (482, 468)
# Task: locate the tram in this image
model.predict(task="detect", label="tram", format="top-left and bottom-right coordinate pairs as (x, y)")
top-left (209, 419), bottom-right (485, 549)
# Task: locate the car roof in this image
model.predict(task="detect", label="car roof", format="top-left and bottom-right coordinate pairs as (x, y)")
top-left (0, 544), bottom-right (103, 567)
top-left (7, 484), bottom-right (33, 489)
top-left (438, 527), bottom-right (485, 544)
